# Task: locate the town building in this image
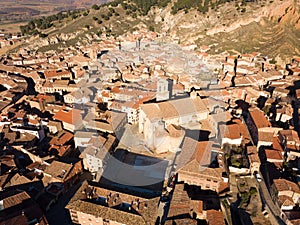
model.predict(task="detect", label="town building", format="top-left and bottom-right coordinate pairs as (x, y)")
top-left (66, 181), bottom-right (160, 225)
top-left (176, 137), bottom-right (228, 193)
top-left (246, 108), bottom-right (271, 145)
top-left (139, 93), bottom-right (208, 151)
top-left (0, 189), bottom-right (49, 225)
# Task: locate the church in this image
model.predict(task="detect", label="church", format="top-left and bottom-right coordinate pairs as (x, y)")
top-left (139, 90), bottom-right (209, 153)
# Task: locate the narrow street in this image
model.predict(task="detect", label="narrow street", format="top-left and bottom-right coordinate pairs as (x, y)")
top-left (45, 172), bottom-right (92, 225)
top-left (241, 114), bottom-right (285, 225)
top-left (45, 182), bottom-right (81, 225)
top-left (258, 173), bottom-right (285, 225)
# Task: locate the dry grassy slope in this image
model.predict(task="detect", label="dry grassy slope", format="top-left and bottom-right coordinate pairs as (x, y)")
top-left (150, 0), bottom-right (300, 60)
top-left (30, 0), bottom-right (300, 60)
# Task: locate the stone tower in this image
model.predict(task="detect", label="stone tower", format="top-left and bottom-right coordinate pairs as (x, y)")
top-left (156, 79), bottom-right (173, 102)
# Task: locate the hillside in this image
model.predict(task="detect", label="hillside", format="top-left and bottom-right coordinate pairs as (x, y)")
top-left (0, 0), bottom-right (111, 24)
top-left (15, 0), bottom-right (300, 61)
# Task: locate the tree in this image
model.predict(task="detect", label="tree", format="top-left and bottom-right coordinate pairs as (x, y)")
top-left (269, 58), bottom-right (277, 64)
top-left (92, 4), bottom-right (99, 10)
top-left (149, 26), bottom-right (155, 32)
top-left (97, 30), bottom-right (102, 36)
top-left (109, 8), bottom-right (115, 13)
top-left (20, 25), bottom-right (29, 35)
top-left (92, 4), bottom-right (100, 10)
top-left (111, 1), bottom-right (119, 7)
top-left (39, 33), bottom-right (48, 38)
top-left (28, 20), bottom-right (36, 30)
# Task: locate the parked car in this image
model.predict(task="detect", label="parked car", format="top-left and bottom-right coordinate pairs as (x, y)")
top-left (262, 210), bottom-right (269, 218)
top-left (160, 195), bottom-right (170, 203)
top-left (255, 173), bottom-right (262, 182)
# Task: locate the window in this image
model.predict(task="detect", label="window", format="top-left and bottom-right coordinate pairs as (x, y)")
top-left (103, 219), bottom-right (110, 225)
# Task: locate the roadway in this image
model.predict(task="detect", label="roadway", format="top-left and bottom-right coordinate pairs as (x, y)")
top-left (241, 115), bottom-right (285, 225)
top-left (257, 171), bottom-right (286, 225)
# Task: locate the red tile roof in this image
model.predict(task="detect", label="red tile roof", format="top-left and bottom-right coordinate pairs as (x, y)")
top-left (206, 209), bottom-right (225, 225)
top-left (225, 123), bottom-right (242, 139)
top-left (44, 69), bottom-right (71, 79)
top-left (53, 107), bottom-right (82, 125)
top-left (249, 108), bottom-right (271, 128)
top-left (265, 149), bottom-right (283, 160)
top-left (274, 179), bottom-right (300, 194)
top-left (49, 131), bottom-right (73, 146)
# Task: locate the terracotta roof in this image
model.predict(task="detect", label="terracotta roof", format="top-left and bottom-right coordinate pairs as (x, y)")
top-left (249, 108), bottom-right (271, 128)
top-left (225, 123), bottom-right (242, 139)
top-left (206, 209), bottom-right (225, 225)
top-left (273, 179), bottom-right (300, 194)
top-left (164, 218), bottom-right (198, 225)
top-left (167, 183), bottom-right (190, 218)
top-left (279, 130), bottom-right (300, 144)
top-left (177, 137), bottom-right (212, 170)
top-left (44, 160), bottom-right (73, 181)
top-left (49, 131), bottom-right (73, 146)
top-left (49, 145), bottom-right (71, 157)
top-left (26, 162), bottom-right (47, 171)
top-left (53, 107), bottom-right (82, 126)
top-left (218, 181), bottom-right (230, 194)
top-left (265, 149), bottom-right (283, 161)
top-left (258, 130), bottom-right (275, 143)
top-left (66, 181), bottom-right (159, 225)
top-left (191, 199), bottom-right (203, 214)
top-left (4, 173), bottom-right (34, 188)
top-left (1, 191), bottom-right (30, 209)
top-left (278, 195), bottom-right (295, 207)
top-left (272, 136), bottom-right (284, 152)
top-left (166, 124), bottom-right (184, 138)
top-left (44, 69), bottom-right (71, 79)
top-left (247, 146), bottom-right (260, 164)
top-left (141, 96), bottom-right (207, 122)
top-left (0, 155), bottom-right (16, 168)
top-left (0, 190), bottom-right (48, 225)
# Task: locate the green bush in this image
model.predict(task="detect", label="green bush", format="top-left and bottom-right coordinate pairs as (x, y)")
top-left (39, 33), bottom-right (48, 38)
top-left (149, 26), bottom-right (155, 32)
top-left (109, 8), bottom-right (115, 13)
top-left (269, 58), bottom-right (277, 64)
top-left (92, 4), bottom-right (100, 10)
top-left (110, 1), bottom-right (119, 7)
top-left (249, 187), bottom-right (257, 195)
top-left (240, 192), bottom-right (250, 206)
